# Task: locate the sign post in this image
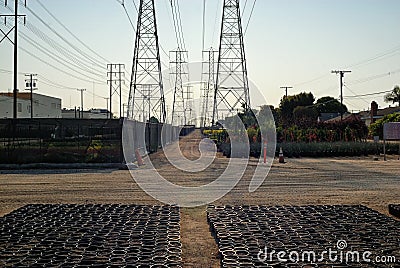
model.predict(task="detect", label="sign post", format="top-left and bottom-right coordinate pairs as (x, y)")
top-left (383, 123), bottom-right (400, 161)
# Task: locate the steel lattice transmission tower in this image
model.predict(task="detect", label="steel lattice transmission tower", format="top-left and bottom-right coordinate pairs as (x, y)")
top-left (127, 0), bottom-right (166, 123)
top-left (201, 48), bottom-right (217, 127)
top-left (212, 0), bottom-right (250, 124)
top-left (170, 49), bottom-right (187, 126)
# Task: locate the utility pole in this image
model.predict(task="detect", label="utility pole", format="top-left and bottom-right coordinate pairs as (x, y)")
top-left (77, 89), bottom-right (86, 119)
top-left (280, 86), bottom-right (293, 98)
top-left (24, 74), bottom-right (37, 118)
top-left (103, 97), bottom-right (109, 118)
top-left (0, 0), bottom-right (27, 119)
top-left (331, 70), bottom-right (351, 121)
top-left (107, 64), bottom-right (125, 119)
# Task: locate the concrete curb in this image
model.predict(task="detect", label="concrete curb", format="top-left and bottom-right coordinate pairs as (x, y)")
top-left (0, 163), bottom-right (136, 170)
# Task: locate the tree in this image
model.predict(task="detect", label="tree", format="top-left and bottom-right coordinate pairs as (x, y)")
top-left (279, 92), bottom-right (315, 126)
top-left (369, 112), bottom-right (400, 138)
top-left (293, 106), bottom-right (319, 126)
top-left (148, 116), bottom-right (159, 124)
top-left (237, 105), bottom-right (257, 128)
top-left (384, 85), bottom-right (400, 107)
top-left (316, 96), bottom-right (348, 114)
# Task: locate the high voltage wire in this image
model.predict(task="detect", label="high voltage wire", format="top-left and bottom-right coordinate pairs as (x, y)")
top-left (120, 0), bottom-right (137, 33)
top-left (344, 90), bottom-right (392, 98)
top-left (36, 0), bottom-right (110, 64)
top-left (174, 0), bottom-right (186, 52)
top-left (19, 2), bottom-right (107, 70)
top-left (5, 4), bottom-right (107, 75)
top-left (1, 22), bottom-right (106, 84)
top-left (24, 22), bottom-right (105, 75)
top-left (345, 44), bottom-right (400, 70)
top-left (210, 1), bottom-right (220, 47)
top-left (169, 0), bottom-right (182, 50)
top-left (242, 0), bottom-right (248, 14)
top-left (294, 44), bottom-right (400, 88)
top-left (244, 0), bottom-right (256, 36)
top-left (347, 68), bottom-right (400, 86)
top-left (20, 47), bottom-right (106, 85)
top-left (202, 0), bottom-right (206, 52)
top-left (169, 0), bottom-right (187, 60)
top-left (0, 69), bottom-right (108, 99)
top-left (343, 84), bottom-right (369, 105)
top-left (17, 27), bottom-right (105, 80)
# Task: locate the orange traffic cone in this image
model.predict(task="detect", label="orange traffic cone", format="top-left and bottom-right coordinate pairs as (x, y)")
top-left (135, 149), bottom-right (145, 166)
top-left (279, 147), bottom-right (285, 163)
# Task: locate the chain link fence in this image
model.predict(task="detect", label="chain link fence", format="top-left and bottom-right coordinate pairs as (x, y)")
top-left (0, 119), bottom-right (186, 164)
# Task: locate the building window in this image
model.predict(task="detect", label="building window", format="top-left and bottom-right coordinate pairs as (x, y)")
top-left (17, 103), bottom-right (22, 113)
top-left (51, 103), bottom-right (56, 109)
top-left (27, 105), bottom-right (31, 113)
top-left (34, 100), bottom-right (39, 106)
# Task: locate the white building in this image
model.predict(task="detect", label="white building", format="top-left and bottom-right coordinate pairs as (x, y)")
top-left (61, 108), bottom-right (111, 119)
top-left (0, 92), bottom-right (62, 118)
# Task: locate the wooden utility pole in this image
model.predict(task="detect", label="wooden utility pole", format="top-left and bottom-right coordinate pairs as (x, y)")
top-left (280, 86), bottom-right (293, 98)
top-left (332, 70), bottom-right (351, 121)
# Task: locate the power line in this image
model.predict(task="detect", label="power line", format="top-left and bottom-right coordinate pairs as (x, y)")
top-left (343, 84), bottom-right (369, 105)
top-left (20, 46), bottom-right (106, 84)
top-left (20, 2), bottom-right (107, 69)
top-left (3, 10), bottom-right (107, 76)
top-left (202, 0), bottom-right (206, 53)
top-left (210, 1), bottom-right (220, 47)
top-left (344, 90), bottom-right (392, 98)
top-left (345, 43), bottom-right (400, 70)
top-left (347, 68), bottom-right (400, 86)
top-left (15, 27), bottom-right (106, 81)
top-left (120, 0), bottom-right (137, 33)
top-left (244, 0), bottom-right (256, 35)
top-left (169, 0), bottom-right (182, 50)
top-left (174, 0), bottom-right (186, 52)
top-left (35, 0), bottom-right (110, 64)
top-left (294, 43), bottom-right (400, 88)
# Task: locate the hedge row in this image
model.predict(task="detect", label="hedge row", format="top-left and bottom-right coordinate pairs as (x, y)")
top-left (218, 141), bottom-right (400, 158)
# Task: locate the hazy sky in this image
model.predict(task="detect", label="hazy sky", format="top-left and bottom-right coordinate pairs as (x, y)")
top-left (1, 0), bottom-right (400, 117)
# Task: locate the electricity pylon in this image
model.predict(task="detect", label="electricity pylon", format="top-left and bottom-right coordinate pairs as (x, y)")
top-left (212, 0), bottom-right (250, 124)
top-left (127, 0), bottom-right (166, 123)
top-left (201, 48), bottom-right (217, 127)
top-left (170, 48), bottom-right (187, 126)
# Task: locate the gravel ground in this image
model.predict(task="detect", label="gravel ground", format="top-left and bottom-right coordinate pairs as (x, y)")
top-left (208, 205), bottom-right (400, 267)
top-left (0, 130), bottom-right (399, 267)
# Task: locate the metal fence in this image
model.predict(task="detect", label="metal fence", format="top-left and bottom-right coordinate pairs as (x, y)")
top-left (0, 119), bottom-right (186, 164)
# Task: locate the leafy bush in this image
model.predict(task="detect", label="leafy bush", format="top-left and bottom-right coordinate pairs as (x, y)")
top-left (216, 141), bottom-right (399, 158)
top-left (369, 112), bottom-right (400, 139)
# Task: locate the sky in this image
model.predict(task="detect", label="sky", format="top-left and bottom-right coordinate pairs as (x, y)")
top-left (1, 0), bottom-right (400, 117)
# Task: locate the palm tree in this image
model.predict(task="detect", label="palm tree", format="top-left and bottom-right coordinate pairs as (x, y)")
top-left (384, 85), bottom-right (400, 107)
